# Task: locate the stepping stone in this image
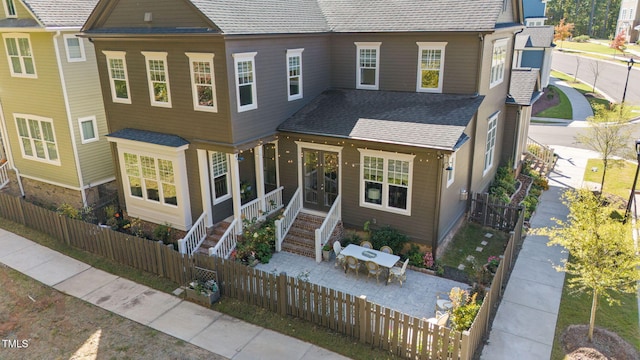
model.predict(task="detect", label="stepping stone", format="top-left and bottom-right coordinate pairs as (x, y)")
top-left (457, 264), bottom-right (466, 270)
top-left (484, 233), bottom-right (493, 238)
top-left (466, 255), bottom-right (475, 261)
top-left (481, 240), bottom-right (488, 246)
top-left (475, 247), bottom-right (483, 252)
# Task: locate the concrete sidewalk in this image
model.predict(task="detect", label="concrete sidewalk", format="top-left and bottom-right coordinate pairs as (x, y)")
top-left (0, 229), bottom-right (348, 360)
top-left (548, 77), bottom-right (594, 121)
top-left (481, 145), bottom-right (600, 360)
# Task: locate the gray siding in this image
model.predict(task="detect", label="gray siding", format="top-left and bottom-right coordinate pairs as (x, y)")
top-left (99, 0), bottom-right (212, 29)
top-left (225, 35), bottom-right (331, 144)
top-left (329, 33), bottom-right (479, 94)
top-left (278, 133), bottom-right (440, 246)
top-left (438, 139), bottom-right (473, 241)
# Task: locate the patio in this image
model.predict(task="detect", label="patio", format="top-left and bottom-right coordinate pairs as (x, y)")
top-left (255, 251), bottom-right (469, 319)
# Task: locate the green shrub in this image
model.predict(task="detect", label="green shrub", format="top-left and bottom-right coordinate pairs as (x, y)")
top-left (573, 35), bottom-right (590, 43)
top-left (405, 244), bottom-right (424, 267)
top-left (370, 226), bottom-right (409, 254)
top-left (341, 232), bottom-right (361, 246)
top-left (450, 293), bottom-right (481, 331)
top-left (153, 223), bottom-right (172, 242)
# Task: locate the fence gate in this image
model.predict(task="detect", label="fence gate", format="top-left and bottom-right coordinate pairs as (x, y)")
top-left (468, 193), bottom-right (523, 231)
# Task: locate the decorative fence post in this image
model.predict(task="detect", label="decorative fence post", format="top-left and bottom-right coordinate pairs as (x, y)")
top-left (278, 272), bottom-right (287, 317)
top-left (357, 295), bottom-right (367, 343)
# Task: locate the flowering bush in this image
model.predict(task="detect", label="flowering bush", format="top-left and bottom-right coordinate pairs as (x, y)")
top-left (423, 252), bottom-right (434, 268)
top-left (487, 256), bottom-right (500, 267)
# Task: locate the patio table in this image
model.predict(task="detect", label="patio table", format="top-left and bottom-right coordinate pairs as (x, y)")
top-left (340, 244), bottom-right (400, 284)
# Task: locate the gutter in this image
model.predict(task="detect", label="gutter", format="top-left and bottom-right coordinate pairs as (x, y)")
top-left (0, 101), bottom-right (25, 197)
top-left (53, 30), bottom-right (87, 207)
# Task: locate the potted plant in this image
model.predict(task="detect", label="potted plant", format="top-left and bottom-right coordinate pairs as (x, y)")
top-left (322, 243), bottom-right (332, 261)
top-left (185, 279), bottom-right (220, 306)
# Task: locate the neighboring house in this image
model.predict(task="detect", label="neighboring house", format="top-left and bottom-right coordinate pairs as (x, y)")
top-left (0, 0), bottom-right (115, 208)
top-left (81, 0), bottom-right (531, 258)
top-left (616, 0), bottom-right (640, 43)
top-left (515, 0), bottom-right (553, 88)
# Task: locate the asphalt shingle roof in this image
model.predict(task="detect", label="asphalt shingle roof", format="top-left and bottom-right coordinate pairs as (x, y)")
top-left (278, 89), bottom-right (484, 150)
top-left (514, 26), bottom-right (554, 49)
top-left (107, 128), bottom-right (189, 148)
top-left (188, 0), bottom-right (506, 34)
top-left (507, 68), bottom-right (541, 106)
top-left (19, 0), bottom-right (98, 27)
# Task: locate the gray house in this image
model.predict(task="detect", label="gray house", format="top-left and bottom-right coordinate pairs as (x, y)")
top-left (81, 0), bottom-right (532, 260)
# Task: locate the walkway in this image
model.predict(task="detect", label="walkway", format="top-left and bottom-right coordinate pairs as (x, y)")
top-left (481, 146), bottom-right (600, 360)
top-left (549, 77), bottom-right (594, 121)
top-left (0, 229), bottom-right (349, 360)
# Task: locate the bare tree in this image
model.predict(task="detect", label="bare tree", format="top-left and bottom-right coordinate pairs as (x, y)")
top-left (589, 61), bottom-right (600, 93)
top-left (574, 56), bottom-right (581, 83)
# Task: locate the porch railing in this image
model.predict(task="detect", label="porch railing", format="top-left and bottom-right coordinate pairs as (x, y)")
top-left (209, 217), bottom-right (239, 259)
top-left (314, 195), bottom-right (341, 263)
top-left (275, 187), bottom-right (301, 252)
top-left (177, 212), bottom-right (208, 255)
top-left (526, 136), bottom-right (555, 173)
top-left (241, 186), bottom-right (284, 223)
top-left (0, 161), bottom-right (9, 189)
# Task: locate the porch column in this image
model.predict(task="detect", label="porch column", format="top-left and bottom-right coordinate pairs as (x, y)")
top-left (254, 145), bottom-right (265, 213)
top-left (197, 149), bottom-right (214, 227)
top-left (230, 153), bottom-right (242, 232)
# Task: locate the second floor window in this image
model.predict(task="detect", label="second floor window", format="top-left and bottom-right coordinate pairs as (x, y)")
top-left (416, 42), bottom-right (446, 93)
top-left (78, 116), bottom-right (98, 144)
top-left (64, 35), bottom-right (86, 62)
top-left (142, 52), bottom-right (171, 107)
top-left (233, 52), bottom-right (257, 112)
top-left (490, 39), bottom-right (508, 88)
top-left (103, 51), bottom-right (130, 104)
top-left (186, 52), bottom-right (217, 112)
top-left (484, 113), bottom-right (498, 175)
top-left (3, 34), bottom-right (36, 78)
top-left (355, 42), bottom-right (380, 90)
top-left (15, 114), bottom-right (59, 165)
top-left (4, 0), bottom-right (16, 17)
top-left (287, 49), bottom-right (303, 101)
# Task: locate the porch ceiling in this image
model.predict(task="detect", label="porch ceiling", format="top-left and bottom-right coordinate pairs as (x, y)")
top-left (278, 89), bottom-right (484, 150)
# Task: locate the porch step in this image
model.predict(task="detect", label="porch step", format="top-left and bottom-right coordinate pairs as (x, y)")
top-left (195, 221), bottom-right (231, 256)
top-left (281, 213), bottom-right (344, 259)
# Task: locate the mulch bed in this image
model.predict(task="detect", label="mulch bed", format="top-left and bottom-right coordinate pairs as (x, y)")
top-left (532, 86), bottom-right (560, 115)
top-left (561, 324), bottom-right (640, 360)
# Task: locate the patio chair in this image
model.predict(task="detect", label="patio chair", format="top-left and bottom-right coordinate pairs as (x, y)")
top-left (360, 241), bottom-right (373, 249)
top-left (365, 261), bottom-right (383, 283)
top-left (380, 245), bottom-right (393, 254)
top-left (425, 311), bottom-right (449, 327)
top-left (436, 292), bottom-right (453, 312)
top-left (345, 255), bottom-right (359, 277)
top-left (388, 258), bottom-right (409, 287)
top-left (334, 241), bottom-right (345, 268)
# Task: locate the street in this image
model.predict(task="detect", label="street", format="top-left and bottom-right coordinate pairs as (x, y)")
top-left (551, 50), bottom-right (640, 105)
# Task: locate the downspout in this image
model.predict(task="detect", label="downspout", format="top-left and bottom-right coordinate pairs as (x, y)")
top-left (53, 31), bottom-right (87, 207)
top-left (512, 108), bottom-right (521, 170)
top-left (432, 152), bottom-right (444, 259)
top-left (0, 101), bottom-right (25, 196)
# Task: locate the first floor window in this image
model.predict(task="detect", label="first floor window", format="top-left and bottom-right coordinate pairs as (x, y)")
top-left (103, 51), bottom-right (131, 103)
top-left (210, 151), bottom-right (230, 202)
top-left (15, 115), bottom-right (59, 164)
top-left (78, 116), bottom-right (98, 144)
top-left (233, 52), bottom-right (257, 112)
top-left (263, 143), bottom-right (278, 193)
top-left (3, 34), bottom-right (36, 78)
top-left (484, 113), bottom-right (498, 174)
top-left (446, 153), bottom-right (456, 187)
top-left (355, 42), bottom-right (380, 90)
top-left (124, 153), bottom-right (177, 206)
top-left (360, 149), bottom-right (414, 215)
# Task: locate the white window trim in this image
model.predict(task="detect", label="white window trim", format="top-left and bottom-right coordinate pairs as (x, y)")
top-left (3, 33), bottom-right (36, 78)
top-left (63, 34), bottom-right (86, 62)
top-left (78, 116), bottom-right (99, 144)
top-left (358, 149), bottom-right (415, 216)
top-left (446, 152), bottom-right (456, 188)
top-left (483, 112), bottom-right (499, 176)
top-left (14, 114), bottom-right (60, 165)
top-left (142, 51), bottom-right (172, 108)
top-left (233, 52), bottom-right (258, 112)
top-left (102, 50), bottom-right (131, 104)
top-left (355, 42), bottom-right (381, 90)
top-left (286, 48), bottom-right (304, 101)
top-left (210, 151), bottom-right (232, 204)
top-left (185, 52), bottom-right (217, 113)
top-left (490, 38), bottom-right (509, 89)
top-left (416, 42), bottom-right (447, 93)
top-left (3, 0), bottom-right (16, 18)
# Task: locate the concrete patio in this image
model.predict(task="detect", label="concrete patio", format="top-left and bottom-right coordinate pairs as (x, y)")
top-left (255, 251), bottom-right (469, 319)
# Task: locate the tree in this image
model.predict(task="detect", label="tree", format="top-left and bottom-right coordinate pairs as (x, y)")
top-left (554, 18), bottom-right (575, 47)
top-left (610, 29), bottom-right (627, 57)
top-left (538, 189), bottom-right (640, 342)
top-left (589, 61), bottom-right (600, 93)
top-left (575, 104), bottom-right (632, 192)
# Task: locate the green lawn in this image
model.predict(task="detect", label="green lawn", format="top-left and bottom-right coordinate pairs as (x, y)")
top-left (555, 40), bottom-right (624, 57)
top-left (439, 222), bottom-right (508, 279)
top-left (582, 159), bottom-right (637, 200)
top-left (550, 70), bottom-right (640, 111)
top-left (551, 273), bottom-right (640, 359)
top-left (534, 85), bottom-right (573, 119)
